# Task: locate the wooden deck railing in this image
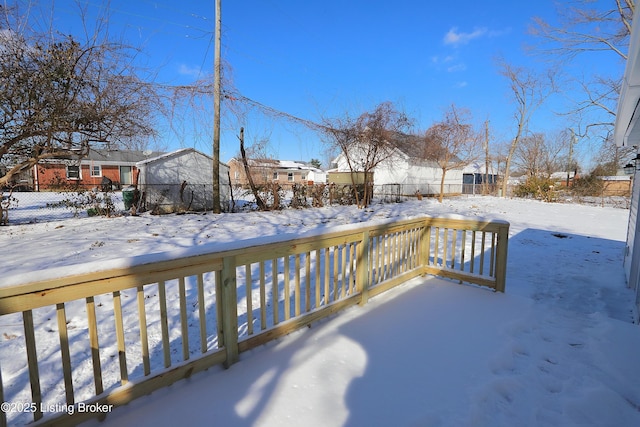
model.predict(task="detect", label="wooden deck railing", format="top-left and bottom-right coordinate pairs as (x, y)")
top-left (0, 215), bottom-right (509, 426)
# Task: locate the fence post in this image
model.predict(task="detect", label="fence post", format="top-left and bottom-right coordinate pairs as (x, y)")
top-left (494, 224), bottom-right (509, 292)
top-left (220, 256), bottom-right (239, 368)
top-left (357, 231), bottom-right (370, 306)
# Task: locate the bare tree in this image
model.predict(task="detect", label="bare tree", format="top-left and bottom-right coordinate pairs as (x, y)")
top-left (423, 105), bottom-right (481, 203)
top-left (513, 131), bottom-right (572, 178)
top-left (529, 0), bottom-right (634, 61)
top-left (232, 129), bottom-right (283, 211)
top-left (0, 2), bottom-right (158, 187)
top-left (498, 60), bottom-right (556, 197)
top-left (593, 131), bottom-right (636, 174)
top-left (238, 128), bottom-right (268, 211)
top-left (529, 0), bottom-right (634, 144)
top-left (514, 133), bottom-right (546, 178)
top-left (322, 102), bottom-right (411, 208)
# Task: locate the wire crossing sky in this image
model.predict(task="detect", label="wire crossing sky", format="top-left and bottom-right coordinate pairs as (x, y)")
top-left (40, 1), bottom-right (627, 166)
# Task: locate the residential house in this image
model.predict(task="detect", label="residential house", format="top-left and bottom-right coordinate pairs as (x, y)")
top-left (228, 158), bottom-right (326, 187)
top-left (614, 5), bottom-right (640, 322)
top-left (331, 135), bottom-right (464, 197)
top-left (136, 148), bottom-right (231, 213)
top-left (32, 148), bottom-right (164, 191)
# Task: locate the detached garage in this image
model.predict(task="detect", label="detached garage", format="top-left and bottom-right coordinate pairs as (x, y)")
top-left (136, 148), bottom-right (231, 213)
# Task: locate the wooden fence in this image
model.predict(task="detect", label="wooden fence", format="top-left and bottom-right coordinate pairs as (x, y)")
top-left (0, 215), bottom-right (509, 426)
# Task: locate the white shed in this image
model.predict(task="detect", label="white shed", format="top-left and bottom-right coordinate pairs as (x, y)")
top-left (136, 148), bottom-right (231, 213)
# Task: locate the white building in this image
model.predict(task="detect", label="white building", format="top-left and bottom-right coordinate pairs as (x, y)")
top-left (136, 148), bottom-right (231, 213)
top-left (614, 5), bottom-right (640, 322)
top-left (332, 142), bottom-right (463, 196)
top-left (462, 161), bottom-right (498, 195)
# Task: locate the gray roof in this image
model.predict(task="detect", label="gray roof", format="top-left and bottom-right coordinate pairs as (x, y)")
top-left (84, 148), bottom-right (166, 164)
top-left (136, 148), bottom-right (229, 168)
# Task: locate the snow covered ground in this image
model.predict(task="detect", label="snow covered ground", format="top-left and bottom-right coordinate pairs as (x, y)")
top-left (2, 195), bottom-right (640, 426)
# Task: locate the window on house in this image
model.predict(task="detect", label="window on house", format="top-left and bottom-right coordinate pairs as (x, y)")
top-left (301, 174), bottom-right (307, 181)
top-left (90, 165), bottom-right (102, 177)
top-left (287, 172), bottom-right (294, 182)
top-left (66, 165), bottom-right (80, 180)
top-left (273, 172), bottom-right (278, 180)
top-left (119, 166), bottom-right (132, 185)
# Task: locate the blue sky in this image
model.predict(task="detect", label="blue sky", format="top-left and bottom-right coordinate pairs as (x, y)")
top-left (47, 0), bottom-right (625, 166)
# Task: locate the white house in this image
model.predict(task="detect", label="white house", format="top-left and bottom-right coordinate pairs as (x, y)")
top-left (614, 5), bottom-right (640, 322)
top-left (136, 148), bottom-right (231, 213)
top-left (332, 140), bottom-right (463, 196)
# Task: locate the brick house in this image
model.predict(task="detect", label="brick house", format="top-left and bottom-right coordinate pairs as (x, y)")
top-left (32, 149), bottom-right (165, 190)
top-left (228, 158), bottom-right (326, 187)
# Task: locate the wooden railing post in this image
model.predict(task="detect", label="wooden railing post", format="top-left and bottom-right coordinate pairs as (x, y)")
top-left (420, 221), bottom-right (431, 272)
top-left (220, 256), bottom-right (239, 368)
top-left (22, 310), bottom-right (42, 421)
top-left (357, 231), bottom-right (370, 306)
top-left (494, 224), bottom-right (509, 292)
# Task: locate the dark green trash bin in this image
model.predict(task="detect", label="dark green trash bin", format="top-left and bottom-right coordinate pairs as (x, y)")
top-left (122, 187), bottom-right (135, 210)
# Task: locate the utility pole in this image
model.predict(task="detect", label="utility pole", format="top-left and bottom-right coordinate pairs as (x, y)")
top-left (567, 129), bottom-right (576, 188)
top-left (484, 120), bottom-right (490, 195)
top-left (212, 0), bottom-right (222, 213)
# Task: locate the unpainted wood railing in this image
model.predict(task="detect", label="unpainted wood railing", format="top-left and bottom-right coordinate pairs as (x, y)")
top-left (0, 215), bottom-right (509, 426)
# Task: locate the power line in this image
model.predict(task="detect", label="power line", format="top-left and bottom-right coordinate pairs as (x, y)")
top-left (226, 91), bottom-right (329, 133)
top-left (137, 0), bottom-right (212, 23)
top-left (74, 0), bottom-right (212, 37)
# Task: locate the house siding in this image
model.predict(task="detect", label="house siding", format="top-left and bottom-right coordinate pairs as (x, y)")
top-left (615, 5), bottom-right (640, 322)
top-left (333, 151), bottom-right (464, 196)
top-left (625, 172), bottom-right (640, 299)
top-left (24, 149), bottom-right (162, 191)
top-left (228, 158), bottom-right (274, 186)
top-left (35, 163), bottom-right (136, 190)
top-left (371, 155), bottom-right (410, 186)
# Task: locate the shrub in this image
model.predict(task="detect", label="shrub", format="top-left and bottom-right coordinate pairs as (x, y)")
top-left (571, 174), bottom-right (604, 197)
top-left (289, 183), bottom-right (309, 209)
top-left (514, 176), bottom-right (557, 202)
top-left (47, 188), bottom-right (117, 217)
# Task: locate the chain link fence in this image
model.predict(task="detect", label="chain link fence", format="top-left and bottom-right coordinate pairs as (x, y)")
top-left (0, 182), bottom-right (630, 226)
top-left (1, 187), bottom-right (128, 225)
top-left (1, 183), bottom-right (234, 224)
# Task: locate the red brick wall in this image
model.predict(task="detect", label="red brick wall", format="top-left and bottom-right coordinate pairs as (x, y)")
top-left (36, 164), bottom-right (137, 190)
